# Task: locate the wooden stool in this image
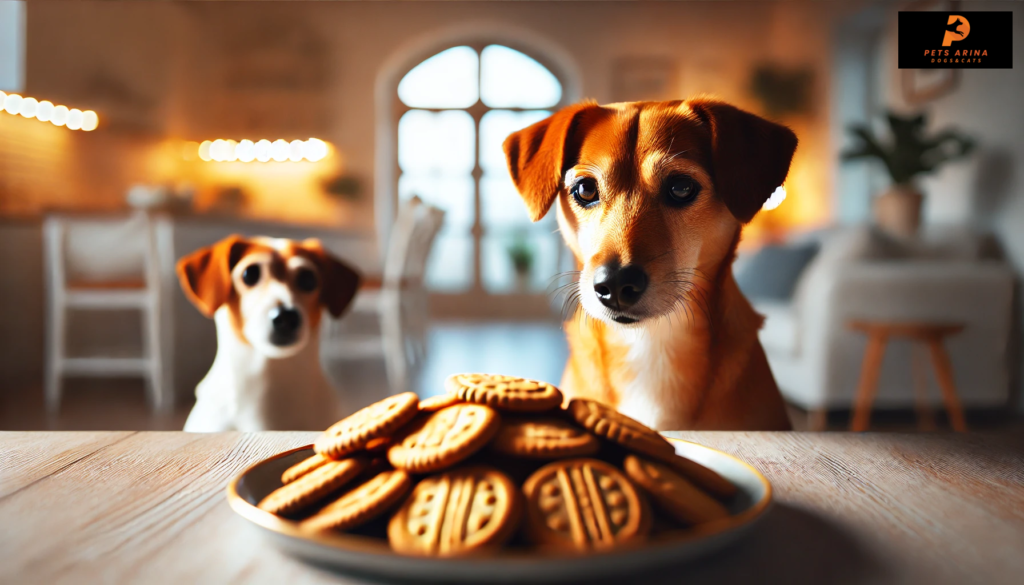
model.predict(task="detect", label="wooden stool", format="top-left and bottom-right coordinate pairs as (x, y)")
top-left (847, 321), bottom-right (967, 432)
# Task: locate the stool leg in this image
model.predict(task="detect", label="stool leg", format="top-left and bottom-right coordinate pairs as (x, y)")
top-left (851, 332), bottom-right (887, 432)
top-left (927, 337), bottom-right (968, 432)
top-left (912, 343), bottom-right (936, 431)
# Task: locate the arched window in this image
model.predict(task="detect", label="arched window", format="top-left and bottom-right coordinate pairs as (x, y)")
top-left (395, 44), bottom-right (568, 297)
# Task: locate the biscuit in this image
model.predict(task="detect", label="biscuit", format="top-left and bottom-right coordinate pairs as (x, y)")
top-left (491, 418), bottom-right (600, 459)
top-left (418, 394), bottom-right (462, 412)
top-left (567, 398), bottom-right (676, 460)
top-left (281, 452), bottom-right (330, 485)
top-left (523, 458), bottom-right (650, 551)
top-left (388, 466), bottom-right (520, 556)
top-left (258, 457), bottom-right (367, 516)
top-left (445, 373), bottom-right (563, 412)
top-left (656, 452), bottom-right (738, 500)
top-left (315, 392), bottom-right (420, 459)
top-left (387, 404), bottom-right (500, 473)
top-left (300, 469), bottom-right (412, 532)
top-left (623, 455), bottom-right (730, 525)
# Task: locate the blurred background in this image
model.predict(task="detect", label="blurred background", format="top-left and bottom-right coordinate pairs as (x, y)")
top-left (0, 0), bottom-right (1020, 431)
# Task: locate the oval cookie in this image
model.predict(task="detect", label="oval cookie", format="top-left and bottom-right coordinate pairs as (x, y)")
top-left (656, 452), bottom-right (737, 500)
top-left (281, 452), bottom-right (331, 485)
top-left (523, 458), bottom-right (650, 551)
top-left (388, 403), bottom-right (500, 473)
top-left (418, 393), bottom-right (462, 412)
top-left (567, 398), bottom-right (675, 460)
top-left (315, 392), bottom-right (420, 459)
top-left (258, 457), bottom-right (367, 516)
top-left (623, 455), bottom-right (730, 525)
top-left (300, 469), bottom-right (412, 532)
top-left (491, 418), bottom-right (600, 459)
top-left (445, 373), bottom-right (563, 412)
top-left (388, 466), bottom-right (520, 556)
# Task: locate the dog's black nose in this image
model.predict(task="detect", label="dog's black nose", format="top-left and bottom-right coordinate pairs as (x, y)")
top-left (269, 306), bottom-right (302, 345)
top-left (593, 263), bottom-right (648, 310)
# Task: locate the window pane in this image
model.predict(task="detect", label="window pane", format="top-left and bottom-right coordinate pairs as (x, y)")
top-left (426, 228), bottom-right (473, 292)
top-left (398, 46), bottom-right (479, 109)
top-left (478, 109), bottom-right (550, 175)
top-left (480, 173), bottom-right (534, 228)
top-left (480, 45), bottom-right (562, 108)
top-left (398, 173), bottom-right (474, 229)
top-left (398, 109), bottom-right (475, 175)
top-left (482, 229), bottom-right (564, 294)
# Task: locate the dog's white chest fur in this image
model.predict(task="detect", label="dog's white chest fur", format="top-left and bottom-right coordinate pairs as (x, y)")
top-left (184, 308), bottom-right (343, 432)
top-left (615, 320), bottom-right (694, 431)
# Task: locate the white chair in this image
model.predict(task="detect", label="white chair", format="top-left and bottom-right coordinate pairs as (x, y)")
top-left (322, 197), bottom-right (445, 393)
top-left (43, 212), bottom-right (173, 414)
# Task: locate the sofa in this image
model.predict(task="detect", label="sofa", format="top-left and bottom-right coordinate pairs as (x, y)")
top-left (737, 225), bottom-right (1016, 418)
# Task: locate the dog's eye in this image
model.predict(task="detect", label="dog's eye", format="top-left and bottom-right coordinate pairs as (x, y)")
top-left (571, 178), bottom-right (599, 206)
top-left (666, 176), bottom-right (701, 206)
top-left (241, 264), bottom-right (261, 287)
top-left (296, 269), bottom-right (319, 292)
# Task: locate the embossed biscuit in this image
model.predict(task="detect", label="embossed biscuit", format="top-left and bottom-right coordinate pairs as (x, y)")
top-left (281, 452), bottom-right (330, 485)
top-left (418, 393), bottom-right (462, 412)
top-left (388, 466), bottom-right (520, 556)
top-left (387, 404), bottom-right (500, 473)
top-left (315, 392), bottom-right (420, 459)
top-left (567, 398), bottom-right (676, 460)
top-left (445, 373), bottom-right (563, 412)
top-left (523, 458), bottom-right (650, 551)
top-left (491, 418), bottom-right (600, 459)
top-left (655, 451), bottom-right (738, 500)
top-left (300, 469), bottom-right (412, 532)
top-left (623, 455), bottom-right (730, 525)
top-left (258, 457), bottom-right (367, 516)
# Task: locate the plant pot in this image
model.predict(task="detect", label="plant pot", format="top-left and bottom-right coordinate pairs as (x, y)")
top-left (874, 186), bottom-right (923, 238)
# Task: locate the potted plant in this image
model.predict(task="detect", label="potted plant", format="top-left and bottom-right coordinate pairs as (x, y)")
top-left (842, 111), bottom-right (974, 238)
top-left (506, 231), bottom-right (534, 292)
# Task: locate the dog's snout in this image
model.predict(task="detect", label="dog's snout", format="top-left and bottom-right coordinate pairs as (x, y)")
top-left (269, 306), bottom-right (302, 345)
top-left (593, 263), bottom-right (648, 311)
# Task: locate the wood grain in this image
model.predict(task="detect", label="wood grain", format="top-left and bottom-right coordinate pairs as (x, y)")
top-left (1, 431), bottom-right (1022, 584)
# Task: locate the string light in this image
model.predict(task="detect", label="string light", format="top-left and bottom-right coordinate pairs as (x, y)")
top-left (0, 91), bottom-right (98, 131)
top-left (196, 138), bottom-right (330, 163)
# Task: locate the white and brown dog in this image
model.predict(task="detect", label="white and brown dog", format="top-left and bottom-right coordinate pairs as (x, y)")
top-left (177, 235), bottom-right (360, 431)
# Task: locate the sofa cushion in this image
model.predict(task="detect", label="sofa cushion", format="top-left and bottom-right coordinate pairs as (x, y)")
top-left (736, 242), bottom-right (819, 302)
top-left (755, 301), bottom-right (798, 357)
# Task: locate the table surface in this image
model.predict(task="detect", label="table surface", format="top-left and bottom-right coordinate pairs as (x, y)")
top-left (2, 430), bottom-right (1022, 584)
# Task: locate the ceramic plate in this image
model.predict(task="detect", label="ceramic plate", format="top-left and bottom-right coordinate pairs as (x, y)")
top-left (226, 438), bottom-right (771, 583)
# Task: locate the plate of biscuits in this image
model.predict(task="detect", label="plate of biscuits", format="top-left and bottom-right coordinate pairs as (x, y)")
top-left (227, 374), bottom-right (772, 583)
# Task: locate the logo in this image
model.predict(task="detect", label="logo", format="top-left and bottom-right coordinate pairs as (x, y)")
top-left (942, 15), bottom-right (970, 46)
top-left (899, 11), bottom-right (1012, 69)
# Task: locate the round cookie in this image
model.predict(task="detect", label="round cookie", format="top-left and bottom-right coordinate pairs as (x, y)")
top-left (387, 404), bottom-right (500, 473)
top-left (281, 452), bottom-right (330, 485)
top-left (418, 393), bottom-right (462, 412)
top-left (491, 418), bottom-right (600, 459)
top-left (567, 398), bottom-right (676, 460)
top-left (656, 452), bottom-right (737, 500)
top-left (523, 458), bottom-right (650, 551)
top-left (623, 455), bottom-right (730, 525)
top-left (300, 469), bottom-right (412, 532)
top-left (388, 466), bottom-right (520, 556)
top-left (445, 373), bottom-right (562, 412)
top-left (315, 392), bottom-right (420, 459)
top-left (258, 457), bottom-right (367, 516)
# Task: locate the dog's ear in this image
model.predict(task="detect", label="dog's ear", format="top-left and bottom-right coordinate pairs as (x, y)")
top-left (176, 235), bottom-right (250, 317)
top-left (687, 99), bottom-right (797, 223)
top-left (301, 239), bottom-right (361, 318)
top-left (503, 102), bottom-right (600, 222)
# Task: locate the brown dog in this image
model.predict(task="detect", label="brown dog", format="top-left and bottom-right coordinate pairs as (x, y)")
top-left (503, 98), bottom-right (795, 431)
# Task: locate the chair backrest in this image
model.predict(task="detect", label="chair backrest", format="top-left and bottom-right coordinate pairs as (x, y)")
top-left (44, 212), bottom-right (158, 289)
top-left (382, 196), bottom-right (445, 290)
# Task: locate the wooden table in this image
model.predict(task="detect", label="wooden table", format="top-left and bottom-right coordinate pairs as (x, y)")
top-left (2, 431), bottom-right (1022, 584)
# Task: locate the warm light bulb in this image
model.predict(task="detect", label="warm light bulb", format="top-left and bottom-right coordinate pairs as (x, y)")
top-left (762, 186), bottom-right (787, 211)
top-left (271, 139), bottom-right (289, 162)
top-left (305, 138), bottom-right (329, 162)
top-left (51, 105), bottom-right (69, 127)
top-left (254, 139), bottom-right (272, 162)
top-left (288, 140), bottom-right (304, 162)
top-left (210, 139), bottom-right (228, 162)
top-left (225, 139), bottom-right (239, 162)
top-left (3, 94), bottom-right (22, 115)
top-left (198, 140), bottom-right (212, 161)
top-left (66, 109), bottom-right (83, 130)
top-left (19, 97), bottom-right (38, 118)
top-left (36, 101), bottom-right (54, 122)
top-left (81, 110), bottom-right (98, 131)
top-left (237, 139), bottom-right (255, 162)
